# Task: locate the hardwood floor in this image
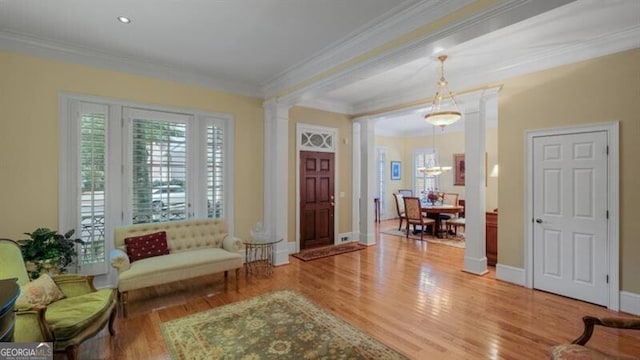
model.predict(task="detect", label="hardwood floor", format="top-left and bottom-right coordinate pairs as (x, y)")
top-left (76, 220), bottom-right (640, 359)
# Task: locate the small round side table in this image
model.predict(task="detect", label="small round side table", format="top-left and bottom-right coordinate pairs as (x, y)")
top-left (243, 238), bottom-right (283, 277)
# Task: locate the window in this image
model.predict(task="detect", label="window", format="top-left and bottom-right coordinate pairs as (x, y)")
top-left (60, 95), bottom-right (234, 276)
top-left (375, 148), bottom-right (386, 216)
top-left (413, 148), bottom-right (440, 195)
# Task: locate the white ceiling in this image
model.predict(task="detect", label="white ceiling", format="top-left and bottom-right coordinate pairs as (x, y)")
top-left (1, 0), bottom-right (639, 135)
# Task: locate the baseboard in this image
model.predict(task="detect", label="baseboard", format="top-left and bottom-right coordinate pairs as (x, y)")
top-left (620, 291), bottom-right (640, 316)
top-left (338, 232), bottom-right (356, 243)
top-left (288, 241), bottom-right (297, 254)
top-left (495, 263), bottom-right (526, 286)
top-left (274, 247), bottom-right (290, 266)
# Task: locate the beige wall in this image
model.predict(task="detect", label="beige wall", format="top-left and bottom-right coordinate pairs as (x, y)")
top-left (499, 48), bottom-right (640, 292)
top-left (0, 51), bottom-right (264, 240)
top-left (288, 107), bottom-right (353, 243)
top-left (376, 128), bottom-right (499, 217)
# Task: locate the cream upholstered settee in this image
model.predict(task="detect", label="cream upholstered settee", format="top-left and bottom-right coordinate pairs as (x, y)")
top-left (109, 218), bottom-right (244, 316)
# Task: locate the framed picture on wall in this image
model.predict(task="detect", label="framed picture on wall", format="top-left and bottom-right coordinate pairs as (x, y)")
top-left (453, 154), bottom-right (465, 186)
top-left (391, 161), bottom-right (401, 180)
top-left (454, 153), bottom-right (487, 186)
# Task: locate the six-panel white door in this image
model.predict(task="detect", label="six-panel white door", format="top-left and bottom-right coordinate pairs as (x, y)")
top-left (533, 131), bottom-right (608, 306)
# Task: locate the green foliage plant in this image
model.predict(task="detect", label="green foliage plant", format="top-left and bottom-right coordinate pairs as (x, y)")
top-left (18, 228), bottom-right (85, 279)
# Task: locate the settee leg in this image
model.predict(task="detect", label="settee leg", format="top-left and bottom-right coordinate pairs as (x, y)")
top-left (235, 268), bottom-right (240, 291)
top-left (224, 270), bottom-right (229, 290)
top-left (121, 292), bottom-right (129, 318)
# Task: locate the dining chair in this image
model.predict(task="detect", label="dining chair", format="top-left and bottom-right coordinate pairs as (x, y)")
top-left (397, 189), bottom-right (413, 197)
top-left (392, 193), bottom-right (406, 231)
top-left (440, 193), bottom-right (460, 234)
top-left (403, 196), bottom-right (435, 241)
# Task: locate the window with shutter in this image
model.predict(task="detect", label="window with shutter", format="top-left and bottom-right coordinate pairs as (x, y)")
top-left (78, 103), bottom-right (107, 273)
top-left (414, 149), bottom-right (440, 195)
top-left (60, 95), bottom-right (234, 277)
top-left (376, 148), bottom-right (386, 215)
top-left (128, 109), bottom-right (189, 223)
top-left (207, 123), bottom-right (225, 218)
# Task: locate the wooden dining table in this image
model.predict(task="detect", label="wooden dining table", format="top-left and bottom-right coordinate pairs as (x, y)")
top-left (421, 204), bottom-right (463, 238)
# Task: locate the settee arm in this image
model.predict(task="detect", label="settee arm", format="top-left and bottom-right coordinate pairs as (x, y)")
top-left (110, 248), bottom-right (131, 273)
top-left (223, 235), bottom-right (245, 253)
top-left (52, 274), bottom-right (96, 297)
top-left (14, 306), bottom-right (54, 342)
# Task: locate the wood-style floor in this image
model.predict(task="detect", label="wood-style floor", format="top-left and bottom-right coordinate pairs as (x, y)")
top-left (76, 219), bottom-right (640, 359)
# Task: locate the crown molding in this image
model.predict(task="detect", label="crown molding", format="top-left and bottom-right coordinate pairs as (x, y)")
top-left (0, 30), bottom-right (261, 98)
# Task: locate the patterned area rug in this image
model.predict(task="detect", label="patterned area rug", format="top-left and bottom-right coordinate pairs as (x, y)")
top-left (161, 290), bottom-right (408, 360)
top-left (380, 228), bottom-right (466, 248)
top-left (291, 242), bottom-right (366, 262)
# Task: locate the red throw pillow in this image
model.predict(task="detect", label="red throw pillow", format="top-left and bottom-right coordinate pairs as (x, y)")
top-left (124, 231), bottom-right (170, 262)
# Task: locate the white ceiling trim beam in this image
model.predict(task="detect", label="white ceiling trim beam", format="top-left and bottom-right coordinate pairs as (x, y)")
top-left (349, 23), bottom-right (640, 115)
top-left (0, 30), bottom-right (260, 98)
top-left (273, 0), bottom-right (574, 109)
top-left (260, 0), bottom-right (473, 98)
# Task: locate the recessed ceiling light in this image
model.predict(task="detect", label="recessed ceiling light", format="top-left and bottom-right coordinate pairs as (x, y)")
top-left (117, 16), bottom-right (131, 24)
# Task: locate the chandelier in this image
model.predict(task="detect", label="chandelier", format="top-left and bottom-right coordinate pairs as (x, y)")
top-left (424, 55), bottom-right (461, 128)
top-left (421, 125), bottom-right (451, 176)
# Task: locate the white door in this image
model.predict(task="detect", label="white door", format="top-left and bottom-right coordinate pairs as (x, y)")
top-left (533, 131), bottom-right (608, 306)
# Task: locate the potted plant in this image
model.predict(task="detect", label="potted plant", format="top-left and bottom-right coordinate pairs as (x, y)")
top-left (18, 228), bottom-right (85, 279)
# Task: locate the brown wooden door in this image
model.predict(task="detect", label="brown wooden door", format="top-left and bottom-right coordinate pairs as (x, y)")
top-left (300, 151), bottom-right (335, 250)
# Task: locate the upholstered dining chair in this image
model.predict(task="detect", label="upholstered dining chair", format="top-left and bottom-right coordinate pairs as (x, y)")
top-left (440, 193), bottom-right (460, 233)
top-left (403, 196), bottom-right (435, 241)
top-left (550, 316), bottom-right (640, 359)
top-left (392, 193), bottom-right (407, 231)
top-left (397, 189), bottom-right (413, 197)
top-left (0, 239), bottom-right (117, 360)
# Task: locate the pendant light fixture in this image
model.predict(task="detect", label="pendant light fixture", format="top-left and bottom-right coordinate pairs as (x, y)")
top-left (424, 55), bottom-right (461, 128)
top-left (421, 124), bottom-right (451, 176)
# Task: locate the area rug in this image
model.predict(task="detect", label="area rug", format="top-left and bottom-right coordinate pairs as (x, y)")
top-left (161, 290), bottom-right (408, 360)
top-left (291, 242), bottom-right (366, 262)
top-left (380, 228), bottom-right (465, 248)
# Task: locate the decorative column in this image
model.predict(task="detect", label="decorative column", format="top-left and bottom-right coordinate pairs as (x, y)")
top-left (263, 99), bottom-right (290, 266)
top-left (358, 118), bottom-right (376, 246)
top-left (463, 92), bottom-right (498, 275)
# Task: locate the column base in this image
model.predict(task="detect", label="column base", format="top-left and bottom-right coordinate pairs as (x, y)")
top-left (463, 256), bottom-right (489, 275)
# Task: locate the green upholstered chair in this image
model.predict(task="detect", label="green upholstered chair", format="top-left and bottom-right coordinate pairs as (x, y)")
top-left (0, 239), bottom-right (117, 360)
top-left (551, 316), bottom-right (640, 359)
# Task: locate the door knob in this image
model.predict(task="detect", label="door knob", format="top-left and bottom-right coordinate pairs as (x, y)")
top-left (330, 202), bottom-right (335, 207)
top-left (535, 218), bottom-right (543, 224)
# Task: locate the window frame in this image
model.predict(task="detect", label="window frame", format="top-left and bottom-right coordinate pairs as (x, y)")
top-left (413, 147), bottom-right (440, 196)
top-left (59, 93), bottom-right (235, 278)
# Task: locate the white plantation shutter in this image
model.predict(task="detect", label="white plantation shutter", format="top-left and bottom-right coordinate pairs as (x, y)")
top-left (207, 123), bottom-right (225, 218)
top-left (128, 108), bottom-right (190, 223)
top-left (77, 102), bottom-right (108, 275)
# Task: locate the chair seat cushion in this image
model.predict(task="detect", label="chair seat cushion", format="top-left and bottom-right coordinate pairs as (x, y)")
top-left (46, 288), bottom-right (115, 339)
top-left (550, 344), bottom-right (636, 360)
